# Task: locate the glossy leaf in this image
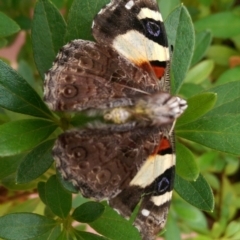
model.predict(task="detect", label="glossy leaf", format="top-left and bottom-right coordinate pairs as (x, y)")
top-left (177, 82), bottom-right (240, 154)
top-left (191, 30), bottom-right (212, 66)
top-left (38, 182), bottom-right (47, 204)
top-left (165, 5), bottom-right (195, 94)
top-left (194, 12), bottom-right (240, 38)
top-left (72, 202), bottom-right (104, 223)
top-left (16, 139), bottom-right (55, 183)
top-left (184, 60), bottom-right (214, 84)
top-left (0, 11), bottom-right (20, 38)
top-left (0, 154), bottom-right (24, 180)
top-left (32, 0), bottom-right (67, 79)
top-left (158, 0), bottom-right (180, 20)
top-left (0, 60), bottom-right (53, 119)
top-left (176, 142), bottom-right (199, 181)
top-left (57, 171), bottom-right (78, 193)
top-left (89, 203), bottom-right (141, 240)
top-left (65, 0), bottom-right (109, 42)
top-left (177, 115), bottom-right (240, 154)
top-left (206, 81), bottom-right (240, 116)
top-left (27, 226), bottom-right (61, 240)
top-left (0, 213), bottom-right (57, 240)
top-left (45, 175), bottom-right (72, 218)
top-left (0, 119), bottom-right (57, 157)
top-left (179, 83), bottom-right (205, 98)
top-left (177, 92), bottom-right (217, 126)
top-left (174, 174), bottom-right (214, 212)
top-left (18, 60), bottom-right (36, 90)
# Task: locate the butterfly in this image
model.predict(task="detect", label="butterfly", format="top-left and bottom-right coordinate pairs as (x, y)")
top-left (44, 0), bottom-right (187, 239)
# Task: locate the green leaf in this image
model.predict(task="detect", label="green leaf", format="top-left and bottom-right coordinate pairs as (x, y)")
top-left (51, 0), bottom-right (65, 9)
top-left (89, 203), bottom-right (141, 240)
top-left (174, 199), bottom-right (209, 233)
top-left (32, 0), bottom-right (67, 79)
top-left (0, 11), bottom-right (20, 38)
top-left (177, 92), bottom-right (217, 126)
top-left (198, 152), bottom-right (224, 173)
top-left (165, 5), bottom-right (195, 94)
top-left (57, 171), bottom-right (78, 193)
top-left (191, 30), bottom-right (212, 66)
top-left (204, 173), bottom-right (220, 190)
top-left (224, 221), bottom-right (240, 238)
top-left (194, 12), bottom-right (240, 38)
top-left (0, 119), bottom-right (57, 157)
top-left (16, 139), bottom-right (55, 183)
top-left (28, 226), bottom-right (61, 240)
top-left (45, 175), bottom-right (72, 218)
top-left (205, 81), bottom-right (240, 116)
top-left (38, 182), bottom-right (47, 204)
top-left (176, 92), bottom-right (217, 125)
top-left (0, 154), bottom-right (24, 180)
top-left (216, 66), bottom-right (240, 86)
top-left (177, 82), bottom-right (240, 154)
top-left (0, 38), bottom-right (8, 48)
top-left (164, 212), bottom-right (181, 240)
top-left (225, 156), bottom-right (239, 176)
top-left (177, 114), bottom-right (240, 154)
top-left (176, 142), bottom-right (199, 181)
top-left (72, 202), bottom-right (105, 223)
top-left (179, 83), bottom-right (205, 98)
top-left (184, 60), bottom-right (214, 84)
top-left (18, 60), bottom-right (36, 90)
top-left (174, 174), bottom-right (214, 211)
top-left (207, 45), bottom-right (238, 66)
top-left (158, 0), bottom-right (180, 20)
top-left (0, 60), bottom-right (53, 119)
top-left (0, 213), bottom-right (57, 240)
top-left (65, 0), bottom-right (109, 42)
top-left (74, 230), bottom-right (108, 240)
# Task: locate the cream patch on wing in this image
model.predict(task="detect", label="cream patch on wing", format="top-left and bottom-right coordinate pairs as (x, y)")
top-left (113, 30), bottom-right (170, 64)
top-left (137, 8), bottom-right (163, 22)
top-left (125, 0), bottom-right (134, 9)
top-left (130, 154), bottom-right (175, 188)
top-left (151, 191), bottom-right (173, 206)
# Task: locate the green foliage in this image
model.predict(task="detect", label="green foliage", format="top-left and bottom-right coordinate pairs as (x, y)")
top-left (0, 0), bottom-right (239, 240)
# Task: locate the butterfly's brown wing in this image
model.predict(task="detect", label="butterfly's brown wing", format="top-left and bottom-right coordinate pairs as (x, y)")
top-left (53, 125), bottom-right (175, 240)
top-left (92, 0), bottom-right (170, 81)
top-left (44, 0), bottom-right (186, 239)
top-left (44, 40), bottom-right (158, 112)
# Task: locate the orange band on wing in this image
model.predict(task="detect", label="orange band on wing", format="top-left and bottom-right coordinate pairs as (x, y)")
top-left (137, 62), bottom-right (166, 79)
top-left (152, 137), bottom-right (172, 156)
top-left (152, 66), bottom-right (165, 78)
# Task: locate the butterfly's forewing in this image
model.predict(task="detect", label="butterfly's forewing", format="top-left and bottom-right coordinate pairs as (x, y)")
top-left (44, 40), bottom-right (158, 111)
top-left (92, 0), bottom-right (170, 81)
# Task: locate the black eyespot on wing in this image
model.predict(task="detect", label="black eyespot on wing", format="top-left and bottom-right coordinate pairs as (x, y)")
top-left (146, 21), bottom-right (161, 37)
top-left (157, 177), bottom-right (169, 193)
top-left (144, 166), bottom-right (175, 196)
top-left (140, 18), bottom-right (167, 46)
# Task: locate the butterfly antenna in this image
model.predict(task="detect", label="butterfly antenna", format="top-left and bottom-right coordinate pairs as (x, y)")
top-left (169, 119), bottom-right (176, 136)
